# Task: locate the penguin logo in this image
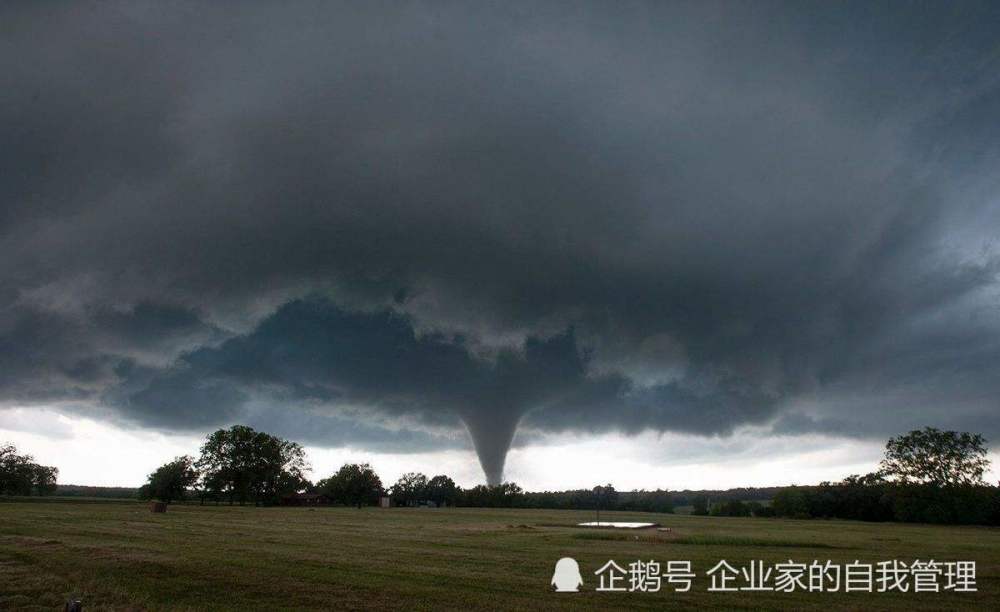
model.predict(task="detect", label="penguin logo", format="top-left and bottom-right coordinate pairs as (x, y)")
top-left (551, 557), bottom-right (583, 592)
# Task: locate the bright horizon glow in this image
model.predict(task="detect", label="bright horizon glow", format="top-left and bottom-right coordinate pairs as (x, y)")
top-left (3, 407), bottom-right (998, 491)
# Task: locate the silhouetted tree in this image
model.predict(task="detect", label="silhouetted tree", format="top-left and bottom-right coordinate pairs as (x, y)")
top-left (139, 455), bottom-right (198, 504)
top-left (614, 489), bottom-right (674, 513)
top-left (390, 472), bottom-right (428, 506)
top-left (459, 482), bottom-right (524, 507)
top-left (592, 484), bottom-right (617, 521)
top-left (32, 464), bottom-right (58, 495)
top-left (0, 443), bottom-right (58, 496)
top-left (691, 495), bottom-right (710, 516)
top-left (196, 425), bottom-right (310, 505)
top-left (592, 484), bottom-right (618, 507)
top-left (771, 487), bottom-right (811, 518)
top-left (880, 427), bottom-right (990, 486)
top-left (494, 482), bottom-right (523, 506)
top-left (319, 463), bottom-right (383, 508)
top-left (710, 499), bottom-right (751, 517)
top-left (426, 475), bottom-right (458, 507)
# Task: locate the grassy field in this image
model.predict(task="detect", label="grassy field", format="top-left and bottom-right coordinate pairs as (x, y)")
top-left (1, 500), bottom-right (998, 610)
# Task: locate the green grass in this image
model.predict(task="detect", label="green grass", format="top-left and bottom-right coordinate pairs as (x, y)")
top-left (1, 500), bottom-right (998, 610)
top-left (571, 532), bottom-right (843, 548)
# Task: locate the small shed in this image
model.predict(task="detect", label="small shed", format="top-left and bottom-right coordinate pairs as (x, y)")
top-left (379, 496), bottom-right (391, 508)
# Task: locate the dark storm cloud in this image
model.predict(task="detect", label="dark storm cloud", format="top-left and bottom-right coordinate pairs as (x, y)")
top-left (94, 302), bottom-right (214, 346)
top-left (0, 299), bottom-right (221, 401)
top-left (107, 297), bottom-right (636, 481)
top-left (2, 2), bottom-right (1000, 481)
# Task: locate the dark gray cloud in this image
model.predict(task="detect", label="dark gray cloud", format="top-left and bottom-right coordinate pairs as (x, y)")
top-left (2, 2), bottom-right (999, 482)
top-left (105, 297), bottom-right (634, 482)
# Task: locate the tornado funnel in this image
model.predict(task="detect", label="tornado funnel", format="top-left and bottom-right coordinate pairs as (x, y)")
top-left (459, 407), bottom-right (522, 486)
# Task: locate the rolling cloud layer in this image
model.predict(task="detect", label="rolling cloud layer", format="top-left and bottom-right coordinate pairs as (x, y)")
top-left (2, 3), bottom-right (999, 482)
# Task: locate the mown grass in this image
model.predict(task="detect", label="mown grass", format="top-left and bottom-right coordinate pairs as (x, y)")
top-left (571, 532), bottom-right (843, 548)
top-left (670, 535), bottom-right (843, 548)
top-left (0, 499), bottom-right (998, 610)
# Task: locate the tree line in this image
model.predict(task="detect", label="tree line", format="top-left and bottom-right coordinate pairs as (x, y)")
top-left (0, 443), bottom-right (58, 496)
top-left (766, 428), bottom-right (1000, 525)
top-left (135, 425), bottom-right (1000, 525)
top-left (137, 425), bottom-right (419, 507)
top-left (140, 425), bottom-right (309, 505)
top-left (136, 425), bottom-right (676, 511)
top-left (53, 484), bottom-right (140, 499)
top-left (691, 428), bottom-right (1000, 526)
top-left (11, 423), bottom-right (998, 526)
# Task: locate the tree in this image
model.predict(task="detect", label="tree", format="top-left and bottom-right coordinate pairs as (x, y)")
top-left (880, 427), bottom-right (991, 486)
top-left (0, 443), bottom-right (58, 496)
top-left (426, 475), bottom-right (459, 507)
top-left (691, 495), bottom-right (709, 516)
top-left (771, 487), bottom-right (810, 518)
top-left (592, 484), bottom-right (617, 521)
top-left (457, 482), bottom-right (523, 507)
top-left (710, 499), bottom-right (751, 517)
top-left (249, 431), bottom-right (310, 503)
top-left (618, 489), bottom-right (674, 514)
top-left (492, 482), bottom-right (523, 507)
top-left (592, 484), bottom-right (618, 507)
top-left (319, 463), bottom-right (383, 508)
top-left (139, 455), bottom-right (199, 504)
top-left (31, 464), bottom-right (58, 495)
top-left (390, 472), bottom-right (428, 506)
top-left (196, 425), bottom-right (310, 505)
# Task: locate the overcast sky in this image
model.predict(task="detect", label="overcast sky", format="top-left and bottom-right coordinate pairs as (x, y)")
top-left (2, 2), bottom-right (999, 489)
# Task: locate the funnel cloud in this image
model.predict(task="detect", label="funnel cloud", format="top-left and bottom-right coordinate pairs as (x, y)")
top-left (460, 409), bottom-right (521, 486)
top-left (2, 3), bottom-right (1000, 484)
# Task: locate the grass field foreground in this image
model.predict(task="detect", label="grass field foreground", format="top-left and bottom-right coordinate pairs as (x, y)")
top-left (1, 500), bottom-right (998, 610)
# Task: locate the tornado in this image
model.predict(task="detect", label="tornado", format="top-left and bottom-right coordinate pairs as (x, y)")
top-left (459, 406), bottom-right (524, 486)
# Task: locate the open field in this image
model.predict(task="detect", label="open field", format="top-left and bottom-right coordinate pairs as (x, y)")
top-left (1, 501), bottom-right (998, 610)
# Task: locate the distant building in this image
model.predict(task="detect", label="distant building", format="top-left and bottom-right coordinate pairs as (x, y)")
top-left (379, 496), bottom-right (391, 508)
